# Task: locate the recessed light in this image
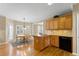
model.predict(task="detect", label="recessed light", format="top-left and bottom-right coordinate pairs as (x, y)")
top-left (48, 3), bottom-right (53, 5)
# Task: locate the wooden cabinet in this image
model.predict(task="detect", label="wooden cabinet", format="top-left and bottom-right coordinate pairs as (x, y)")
top-left (34, 36), bottom-right (49, 51)
top-left (58, 16), bottom-right (66, 29)
top-left (43, 36), bottom-right (49, 47)
top-left (65, 15), bottom-right (72, 29)
top-left (34, 35), bottom-right (60, 50)
top-left (34, 36), bottom-right (41, 51)
top-left (44, 18), bottom-right (59, 30)
top-left (49, 20), bottom-right (54, 29)
top-left (58, 14), bottom-right (72, 30)
top-left (53, 18), bottom-right (59, 29)
top-left (44, 20), bottom-right (50, 30)
top-left (44, 12), bottom-right (72, 30)
top-left (54, 36), bottom-right (59, 47)
top-left (50, 35), bottom-right (59, 47)
top-left (50, 36), bottom-right (55, 46)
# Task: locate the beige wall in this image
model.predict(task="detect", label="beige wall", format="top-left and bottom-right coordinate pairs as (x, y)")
top-left (72, 4), bottom-right (77, 54)
top-left (5, 18), bottom-right (32, 41)
top-left (72, 4), bottom-right (79, 55)
top-left (0, 16), bottom-right (6, 43)
top-left (6, 18), bottom-right (14, 41)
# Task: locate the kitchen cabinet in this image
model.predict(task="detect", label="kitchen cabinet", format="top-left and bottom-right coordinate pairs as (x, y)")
top-left (34, 35), bottom-right (72, 52)
top-left (49, 19), bottom-right (54, 29)
top-left (44, 20), bottom-right (50, 30)
top-left (44, 12), bottom-right (72, 30)
top-left (58, 16), bottom-right (66, 29)
top-left (34, 36), bottom-right (49, 51)
top-left (44, 18), bottom-right (59, 30)
top-left (65, 14), bottom-right (72, 29)
top-left (43, 36), bottom-right (49, 47)
top-left (34, 36), bottom-right (41, 51)
top-left (50, 35), bottom-right (59, 47)
top-left (53, 18), bottom-right (59, 29)
top-left (58, 14), bottom-right (72, 30)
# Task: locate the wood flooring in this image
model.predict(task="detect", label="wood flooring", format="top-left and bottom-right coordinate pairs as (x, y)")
top-left (34, 46), bottom-right (73, 56)
top-left (0, 43), bottom-right (73, 56)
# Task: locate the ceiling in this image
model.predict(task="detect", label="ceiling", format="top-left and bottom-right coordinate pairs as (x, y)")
top-left (0, 3), bottom-right (73, 23)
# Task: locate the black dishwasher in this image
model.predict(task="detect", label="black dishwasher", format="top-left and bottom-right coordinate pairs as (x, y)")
top-left (59, 36), bottom-right (72, 52)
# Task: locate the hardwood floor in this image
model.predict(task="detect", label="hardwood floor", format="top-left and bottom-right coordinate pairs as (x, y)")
top-left (0, 43), bottom-right (73, 56)
top-left (34, 46), bottom-right (73, 56)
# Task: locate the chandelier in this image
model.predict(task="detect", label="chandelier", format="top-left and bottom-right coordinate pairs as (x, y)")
top-left (23, 18), bottom-right (26, 34)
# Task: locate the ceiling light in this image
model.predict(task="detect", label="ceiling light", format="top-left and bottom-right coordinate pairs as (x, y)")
top-left (48, 3), bottom-right (53, 5)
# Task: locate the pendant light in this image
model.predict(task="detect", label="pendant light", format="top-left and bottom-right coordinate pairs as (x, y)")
top-left (23, 17), bottom-right (26, 35)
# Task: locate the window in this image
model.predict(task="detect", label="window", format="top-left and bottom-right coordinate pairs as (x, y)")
top-left (16, 25), bottom-right (32, 35)
top-left (37, 22), bottom-right (44, 36)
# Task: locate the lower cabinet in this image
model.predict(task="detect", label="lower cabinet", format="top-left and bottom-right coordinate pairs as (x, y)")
top-left (34, 35), bottom-right (72, 52)
top-left (34, 36), bottom-right (49, 51)
top-left (50, 35), bottom-right (59, 47)
top-left (34, 36), bottom-right (41, 51)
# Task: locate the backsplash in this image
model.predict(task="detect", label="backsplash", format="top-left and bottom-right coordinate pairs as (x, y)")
top-left (45, 30), bottom-right (72, 37)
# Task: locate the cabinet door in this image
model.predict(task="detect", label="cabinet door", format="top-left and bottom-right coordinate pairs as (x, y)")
top-left (39, 37), bottom-right (44, 50)
top-left (34, 37), bottom-right (39, 50)
top-left (44, 21), bottom-right (48, 30)
top-left (53, 18), bottom-right (59, 29)
top-left (50, 36), bottom-right (59, 47)
top-left (54, 36), bottom-right (59, 47)
top-left (65, 15), bottom-right (72, 29)
top-left (58, 16), bottom-right (66, 29)
top-left (50, 20), bottom-right (54, 30)
top-left (50, 36), bottom-right (55, 46)
top-left (45, 20), bottom-right (50, 30)
top-left (44, 36), bottom-right (49, 47)
top-left (34, 36), bottom-right (41, 51)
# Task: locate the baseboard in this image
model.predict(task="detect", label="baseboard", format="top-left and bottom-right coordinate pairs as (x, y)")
top-left (0, 42), bottom-right (8, 45)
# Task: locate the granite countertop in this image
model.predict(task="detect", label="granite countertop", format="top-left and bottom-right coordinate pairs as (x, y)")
top-left (33, 35), bottom-right (72, 37)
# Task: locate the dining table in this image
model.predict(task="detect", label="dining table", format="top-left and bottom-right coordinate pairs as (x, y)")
top-left (16, 35), bottom-right (27, 44)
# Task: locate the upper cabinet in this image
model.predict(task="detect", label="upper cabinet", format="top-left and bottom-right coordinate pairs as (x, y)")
top-left (44, 20), bottom-right (50, 30)
top-left (64, 14), bottom-right (72, 29)
top-left (44, 12), bottom-right (72, 30)
top-left (58, 16), bottom-right (66, 29)
top-left (53, 18), bottom-right (59, 30)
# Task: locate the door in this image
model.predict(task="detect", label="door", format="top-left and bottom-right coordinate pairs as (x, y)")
top-left (54, 36), bottom-right (59, 47)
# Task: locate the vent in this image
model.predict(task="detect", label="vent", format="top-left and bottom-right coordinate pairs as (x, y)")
top-left (53, 15), bottom-right (59, 18)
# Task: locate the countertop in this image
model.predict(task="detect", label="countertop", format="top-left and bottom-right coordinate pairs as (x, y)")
top-left (33, 35), bottom-right (72, 37)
